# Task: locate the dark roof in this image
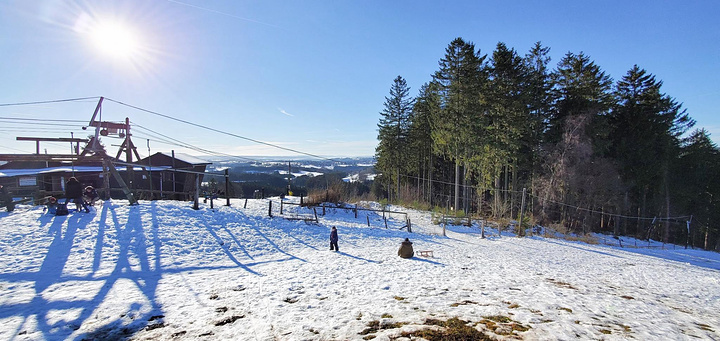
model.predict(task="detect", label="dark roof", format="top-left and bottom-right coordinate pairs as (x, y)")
top-left (142, 152), bottom-right (212, 166)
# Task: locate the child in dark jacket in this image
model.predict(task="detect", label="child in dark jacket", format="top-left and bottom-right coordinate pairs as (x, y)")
top-left (398, 238), bottom-right (414, 258)
top-left (83, 186), bottom-right (99, 209)
top-left (45, 197), bottom-right (58, 214)
top-left (330, 226), bottom-right (339, 251)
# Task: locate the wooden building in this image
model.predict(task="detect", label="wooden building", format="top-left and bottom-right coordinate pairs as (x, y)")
top-left (0, 152), bottom-right (211, 202)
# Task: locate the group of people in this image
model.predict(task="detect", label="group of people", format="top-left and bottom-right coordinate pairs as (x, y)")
top-left (46, 177), bottom-right (99, 214)
top-left (329, 226), bottom-right (415, 258)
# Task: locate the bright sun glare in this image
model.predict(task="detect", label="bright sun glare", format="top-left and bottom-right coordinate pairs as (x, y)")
top-left (75, 12), bottom-right (146, 64)
top-left (89, 21), bottom-right (140, 60)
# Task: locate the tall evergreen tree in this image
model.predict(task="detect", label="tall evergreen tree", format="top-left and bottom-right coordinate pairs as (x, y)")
top-left (408, 82), bottom-right (441, 204)
top-left (470, 42), bottom-right (529, 217)
top-left (523, 41), bottom-right (554, 155)
top-left (432, 37), bottom-right (487, 211)
top-left (609, 65), bottom-right (694, 240)
top-left (376, 75), bottom-right (414, 202)
top-left (675, 129), bottom-right (720, 249)
top-left (549, 52), bottom-right (613, 149)
top-left (522, 42), bottom-right (555, 210)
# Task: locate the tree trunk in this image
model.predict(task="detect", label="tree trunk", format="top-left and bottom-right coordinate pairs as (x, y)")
top-left (613, 209), bottom-right (621, 237)
top-left (428, 154), bottom-right (433, 205)
top-left (494, 175), bottom-right (501, 218)
top-left (396, 168), bottom-right (400, 203)
top-left (663, 169), bottom-right (671, 243)
top-left (511, 160), bottom-right (518, 219)
top-left (504, 164), bottom-right (510, 215)
top-left (463, 162), bottom-right (470, 214)
top-left (454, 160), bottom-right (460, 212)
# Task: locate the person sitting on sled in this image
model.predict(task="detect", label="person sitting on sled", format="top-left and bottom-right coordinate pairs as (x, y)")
top-left (83, 186), bottom-right (99, 208)
top-left (398, 238), bottom-right (414, 259)
top-left (45, 196), bottom-right (58, 214)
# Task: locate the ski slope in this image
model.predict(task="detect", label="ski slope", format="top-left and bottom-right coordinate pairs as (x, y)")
top-left (1, 198), bottom-right (719, 340)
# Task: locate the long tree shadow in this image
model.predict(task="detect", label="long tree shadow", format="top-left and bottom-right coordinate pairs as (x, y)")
top-left (238, 215), bottom-right (308, 264)
top-left (199, 211), bottom-right (262, 276)
top-left (335, 251), bottom-right (381, 264)
top-left (542, 238), bottom-right (628, 259)
top-left (214, 209), bottom-right (258, 260)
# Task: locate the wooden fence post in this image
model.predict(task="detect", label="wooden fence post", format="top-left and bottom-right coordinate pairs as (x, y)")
top-left (354, 204), bottom-right (358, 219)
top-left (244, 198), bottom-right (248, 209)
top-left (268, 201), bottom-right (273, 217)
top-left (366, 215), bottom-right (370, 227)
top-left (280, 200), bottom-right (283, 215)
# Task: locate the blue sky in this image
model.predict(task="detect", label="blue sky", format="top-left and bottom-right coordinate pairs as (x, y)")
top-left (0, 0), bottom-right (718, 158)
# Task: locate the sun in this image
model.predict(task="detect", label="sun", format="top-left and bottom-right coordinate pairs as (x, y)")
top-left (74, 12), bottom-right (147, 64)
top-left (89, 20), bottom-right (140, 60)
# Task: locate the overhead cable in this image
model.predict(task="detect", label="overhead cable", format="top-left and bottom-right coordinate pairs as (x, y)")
top-left (105, 97), bottom-right (340, 162)
top-left (0, 97), bottom-right (100, 107)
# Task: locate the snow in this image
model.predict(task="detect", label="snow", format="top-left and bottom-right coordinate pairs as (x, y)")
top-left (278, 170), bottom-right (324, 178)
top-left (1, 198), bottom-right (719, 340)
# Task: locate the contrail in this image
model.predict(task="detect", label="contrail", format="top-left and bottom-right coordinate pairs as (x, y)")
top-left (166, 0), bottom-right (279, 28)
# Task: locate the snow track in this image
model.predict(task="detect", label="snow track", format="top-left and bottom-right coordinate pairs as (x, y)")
top-left (1, 199), bottom-right (719, 340)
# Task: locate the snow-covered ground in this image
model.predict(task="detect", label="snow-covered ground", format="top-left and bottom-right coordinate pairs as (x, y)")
top-left (1, 198), bottom-right (719, 340)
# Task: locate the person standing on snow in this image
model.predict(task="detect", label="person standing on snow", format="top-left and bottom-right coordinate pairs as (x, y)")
top-left (330, 226), bottom-right (339, 251)
top-left (398, 238), bottom-right (414, 258)
top-left (65, 177), bottom-right (85, 212)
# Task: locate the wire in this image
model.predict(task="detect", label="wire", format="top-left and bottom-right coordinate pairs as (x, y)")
top-left (0, 97), bottom-right (100, 107)
top-left (105, 97), bottom-right (341, 162)
top-left (131, 123), bottom-right (259, 162)
top-left (398, 172), bottom-right (692, 222)
top-left (0, 121), bottom-right (85, 128)
top-left (0, 117), bottom-right (87, 123)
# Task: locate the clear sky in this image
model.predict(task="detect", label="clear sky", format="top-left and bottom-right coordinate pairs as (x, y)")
top-left (1, 0), bottom-right (718, 159)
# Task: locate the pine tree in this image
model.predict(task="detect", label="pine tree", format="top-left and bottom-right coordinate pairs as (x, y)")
top-left (675, 129), bottom-right (720, 249)
top-left (475, 42), bottom-right (530, 217)
top-left (409, 82), bottom-right (441, 204)
top-left (432, 37), bottom-right (487, 211)
top-left (376, 75), bottom-right (414, 202)
top-left (609, 65), bottom-right (694, 240)
top-left (549, 52), bottom-right (613, 147)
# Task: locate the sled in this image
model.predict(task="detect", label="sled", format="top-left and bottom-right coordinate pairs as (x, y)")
top-left (417, 250), bottom-right (434, 258)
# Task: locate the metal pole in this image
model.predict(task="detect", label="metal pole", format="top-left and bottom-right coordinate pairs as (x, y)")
top-left (193, 174), bottom-right (199, 210)
top-left (147, 139), bottom-right (152, 200)
top-left (125, 118), bottom-right (133, 191)
top-left (287, 161), bottom-right (291, 195)
top-left (225, 169), bottom-right (230, 206)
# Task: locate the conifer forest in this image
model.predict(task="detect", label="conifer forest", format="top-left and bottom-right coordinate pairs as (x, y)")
top-left (375, 38), bottom-right (719, 251)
